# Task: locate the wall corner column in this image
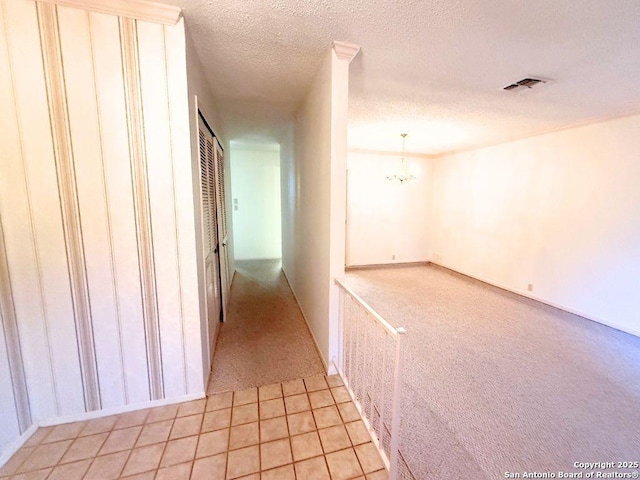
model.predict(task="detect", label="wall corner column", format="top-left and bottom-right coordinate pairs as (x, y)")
top-left (328, 41), bottom-right (360, 369)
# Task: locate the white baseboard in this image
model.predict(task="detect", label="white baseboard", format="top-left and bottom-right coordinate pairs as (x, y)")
top-left (430, 261), bottom-right (640, 339)
top-left (281, 268), bottom-right (330, 374)
top-left (38, 392), bottom-right (206, 427)
top-left (346, 260), bottom-right (429, 270)
top-left (0, 424), bottom-right (38, 469)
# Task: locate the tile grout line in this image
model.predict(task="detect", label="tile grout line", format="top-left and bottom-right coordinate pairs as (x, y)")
top-left (115, 410), bottom-right (147, 478)
top-left (1, 436), bottom-right (39, 475)
top-left (64, 417), bottom-right (108, 477)
top-left (322, 376), bottom-right (338, 480)
top-left (186, 409), bottom-right (202, 480)
top-left (185, 403), bottom-right (207, 479)
top-left (6, 378), bottom-right (386, 480)
top-left (144, 420), bottom-right (168, 478)
top-left (223, 390), bottom-right (233, 479)
top-left (310, 377), bottom-right (335, 480)
top-left (281, 381), bottom-right (297, 479)
top-left (256, 387), bottom-right (262, 477)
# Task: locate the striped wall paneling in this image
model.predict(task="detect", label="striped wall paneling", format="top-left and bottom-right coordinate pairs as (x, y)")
top-left (0, 0), bottom-right (204, 460)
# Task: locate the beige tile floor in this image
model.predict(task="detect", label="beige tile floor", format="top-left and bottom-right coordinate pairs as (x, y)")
top-left (0, 375), bottom-right (387, 480)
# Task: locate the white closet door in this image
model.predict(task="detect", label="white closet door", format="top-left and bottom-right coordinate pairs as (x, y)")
top-left (198, 118), bottom-right (222, 366)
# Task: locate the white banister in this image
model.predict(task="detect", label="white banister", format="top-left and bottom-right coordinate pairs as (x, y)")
top-left (333, 278), bottom-right (414, 480)
top-left (389, 326), bottom-right (406, 480)
top-left (334, 278), bottom-right (400, 337)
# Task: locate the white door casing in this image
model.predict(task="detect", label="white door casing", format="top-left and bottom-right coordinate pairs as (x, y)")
top-left (213, 140), bottom-right (231, 317)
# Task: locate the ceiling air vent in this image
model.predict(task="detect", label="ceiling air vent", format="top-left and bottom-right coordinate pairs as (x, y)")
top-left (503, 78), bottom-right (545, 91)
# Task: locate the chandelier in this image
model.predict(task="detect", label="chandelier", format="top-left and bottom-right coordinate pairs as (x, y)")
top-left (386, 133), bottom-right (416, 184)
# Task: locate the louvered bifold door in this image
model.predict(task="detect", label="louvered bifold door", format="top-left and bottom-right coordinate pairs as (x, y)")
top-left (206, 139), bottom-right (218, 253)
top-left (199, 130), bottom-right (212, 255)
top-left (199, 118), bottom-right (222, 364)
top-left (215, 143), bottom-right (228, 239)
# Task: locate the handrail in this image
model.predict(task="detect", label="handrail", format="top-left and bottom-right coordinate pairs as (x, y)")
top-left (334, 278), bottom-right (405, 338)
top-left (334, 277), bottom-right (410, 480)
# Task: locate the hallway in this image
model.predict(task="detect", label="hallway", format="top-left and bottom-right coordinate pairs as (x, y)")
top-left (207, 260), bottom-right (325, 394)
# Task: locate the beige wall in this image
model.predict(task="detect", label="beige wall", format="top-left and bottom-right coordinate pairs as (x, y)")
top-left (0, 217), bottom-right (30, 462)
top-left (281, 47), bottom-right (352, 366)
top-left (280, 125), bottom-right (296, 273)
top-left (0, 0), bottom-right (205, 461)
top-left (347, 153), bottom-right (433, 266)
top-left (431, 114), bottom-right (640, 336)
top-left (284, 51), bottom-right (333, 365)
top-left (230, 146), bottom-right (282, 260)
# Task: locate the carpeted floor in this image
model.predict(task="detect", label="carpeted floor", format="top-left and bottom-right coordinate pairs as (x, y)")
top-left (346, 264), bottom-right (640, 480)
top-left (207, 259), bottom-right (325, 394)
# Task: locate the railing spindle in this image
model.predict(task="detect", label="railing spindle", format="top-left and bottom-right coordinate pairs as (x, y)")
top-left (367, 323), bottom-right (377, 429)
top-left (378, 331), bottom-right (388, 452)
top-left (389, 327), bottom-right (406, 480)
top-left (337, 288), bottom-right (345, 372)
top-left (347, 295), bottom-right (354, 391)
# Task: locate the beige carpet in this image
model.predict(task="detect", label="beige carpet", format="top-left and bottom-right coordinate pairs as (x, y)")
top-left (346, 264), bottom-right (640, 480)
top-left (207, 259), bottom-right (325, 394)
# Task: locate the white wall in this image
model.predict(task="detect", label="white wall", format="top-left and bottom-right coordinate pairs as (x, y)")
top-left (281, 46), bottom-right (353, 365)
top-left (0, 316), bottom-right (23, 460)
top-left (283, 51), bottom-right (333, 365)
top-left (231, 146), bottom-right (282, 260)
top-left (0, 1), bottom-right (206, 461)
top-left (347, 152), bottom-right (433, 266)
top-left (0, 1), bottom-right (35, 461)
top-left (280, 125), bottom-right (296, 276)
top-left (431, 114), bottom-right (640, 336)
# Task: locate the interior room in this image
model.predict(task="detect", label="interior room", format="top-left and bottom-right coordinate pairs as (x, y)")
top-left (0, 0), bottom-right (638, 479)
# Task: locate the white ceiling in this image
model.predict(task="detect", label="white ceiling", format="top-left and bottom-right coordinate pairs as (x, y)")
top-left (165, 0), bottom-right (640, 154)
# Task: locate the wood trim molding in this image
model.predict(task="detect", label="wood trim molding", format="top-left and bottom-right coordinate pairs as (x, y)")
top-left (119, 17), bottom-right (164, 401)
top-left (37, 2), bottom-right (102, 412)
top-left (36, 0), bottom-right (181, 26)
top-left (0, 218), bottom-right (32, 433)
top-left (333, 41), bottom-right (361, 62)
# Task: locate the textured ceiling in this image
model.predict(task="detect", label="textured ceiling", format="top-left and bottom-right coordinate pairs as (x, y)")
top-left (164, 0), bottom-right (640, 154)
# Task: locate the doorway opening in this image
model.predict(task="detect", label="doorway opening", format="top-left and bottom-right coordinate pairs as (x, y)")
top-left (229, 141), bottom-right (282, 262)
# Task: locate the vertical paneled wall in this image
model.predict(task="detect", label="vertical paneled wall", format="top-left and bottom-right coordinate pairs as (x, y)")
top-left (0, 218), bottom-right (32, 459)
top-left (0, 0), bottom-right (203, 459)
